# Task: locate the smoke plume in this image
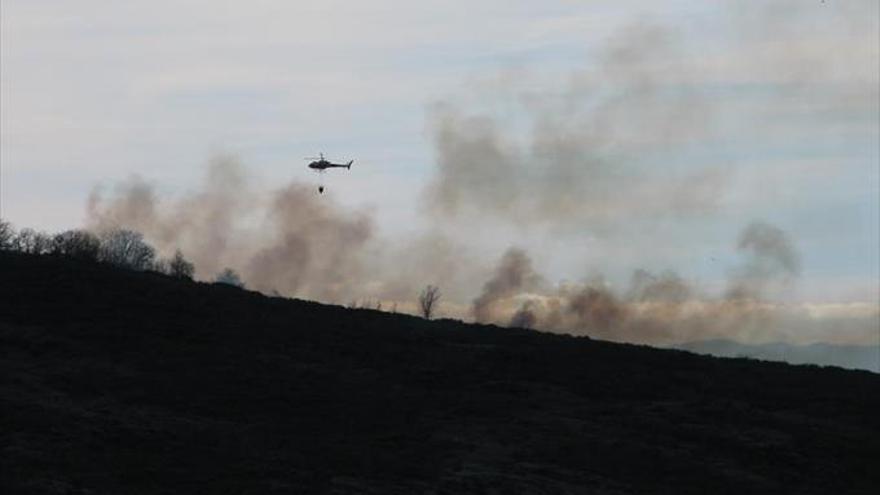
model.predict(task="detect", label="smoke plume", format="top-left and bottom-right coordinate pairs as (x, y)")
top-left (425, 22), bottom-right (721, 228)
top-left (88, 156), bottom-right (374, 303)
top-left (472, 248), bottom-right (543, 323)
top-left (85, 160), bottom-right (876, 347)
top-left (727, 221), bottom-right (801, 301)
top-left (470, 222), bottom-right (874, 346)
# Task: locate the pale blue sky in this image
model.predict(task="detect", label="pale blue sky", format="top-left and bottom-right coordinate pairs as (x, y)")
top-left (1, 0), bottom-right (878, 308)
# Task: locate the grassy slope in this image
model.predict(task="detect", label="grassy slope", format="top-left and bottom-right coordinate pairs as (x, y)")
top-left (1, 251), bottom-right (878, 494)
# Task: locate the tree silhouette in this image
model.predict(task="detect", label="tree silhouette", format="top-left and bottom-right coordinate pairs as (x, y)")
top-left (11, 228), bottom-right (52, 255)
top-left (419, 285), bottom-right (441, 319)
top-left (51, 230), bottom-right (100, 261)
top-left (168, 249), bottom-right (195, 279)
top-left (0, 219), bottom-right (14, 250)
top-left (98, 229), bottom-right (156, 270)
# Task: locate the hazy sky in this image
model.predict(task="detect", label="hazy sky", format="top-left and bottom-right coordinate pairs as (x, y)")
top-left (2, 1), bottom-right (878, 312)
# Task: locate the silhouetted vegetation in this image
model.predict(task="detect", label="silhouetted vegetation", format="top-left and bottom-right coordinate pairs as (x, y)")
top-left (10, 227), bottom-right (53, 254)
top-left (419, 284), bottom-right (441, 319)
top-left (0, 220), bottom-right (202, 282)
top-left (0, 218), bottom-right (13, 249)
top-left (50, 229), bottom-right (101, 261)
top-left (214, 267), bottom-right (245, 287)
top-left (167, 249), bottom-right (195, 279)
top-left (98, 228), bottom-right (156, 270)
top-left (1, 248), bottom-right (878, 494)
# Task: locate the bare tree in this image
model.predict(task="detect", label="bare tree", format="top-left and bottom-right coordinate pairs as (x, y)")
top-left (51, 230), bottom-right (100, 261)
top-left (168, 249), bottom-right (195, 279)
top-left (98, 229), bottom-right (156, 270)
top-left (419, 284), bottom-right (441, 319)
top-left (0, 219), bottom-right (14, 250)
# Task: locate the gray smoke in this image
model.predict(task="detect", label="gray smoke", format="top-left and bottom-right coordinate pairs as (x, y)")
top-left (417, 5), bottom-right (877, 346)
top-left (245, 184), bottom-right (373, 302)
top-left (425, 2), bottom-right (876, 230)
top-left (472, 247), bottom-right (543, 323)
top-left (509, 299), bottom-right (539, 329)
top-left (479, 221), bottom-right (847, 345)
top-left (84, 161), bottom-right (876, 346)
top-left (87, 156), bottom-right (252, 278)
top-left (629, 269), bottom-right (691, 304)
top-left (727, 221), bottom-right (801, 301)
top-left (565, 284), bottom-right (629, 338)
top-left (87, 156), bottom-right (374, 303)
top-left (425, 22), bottom-right (721, 228)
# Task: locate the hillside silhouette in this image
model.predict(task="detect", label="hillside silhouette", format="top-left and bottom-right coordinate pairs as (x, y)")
top-left (2, 251), bottom-right (878, 494)
top-left (676, 339), bottom-right (879, 373)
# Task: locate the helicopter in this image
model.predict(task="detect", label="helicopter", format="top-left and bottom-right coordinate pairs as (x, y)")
top-left (307, 153), bottom-right (353, 171)
top-left (306, 153), bottom-right (354, 194)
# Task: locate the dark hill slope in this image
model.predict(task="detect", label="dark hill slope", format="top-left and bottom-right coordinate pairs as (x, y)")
top-left (1, 252), bottom-right (878, 494)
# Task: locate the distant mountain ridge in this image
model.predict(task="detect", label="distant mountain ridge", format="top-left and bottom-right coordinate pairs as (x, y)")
top-left (674, 339), bottom-right (879, 373)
